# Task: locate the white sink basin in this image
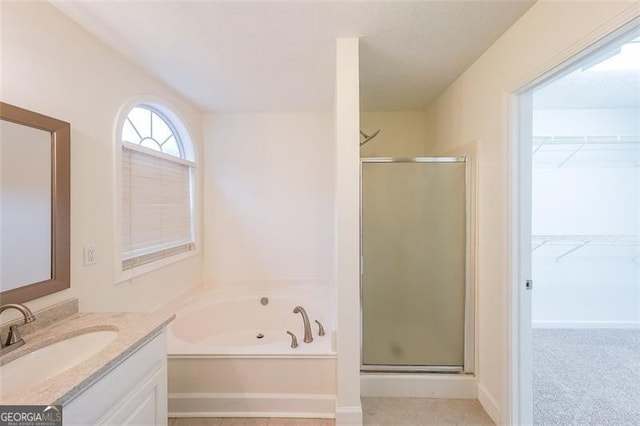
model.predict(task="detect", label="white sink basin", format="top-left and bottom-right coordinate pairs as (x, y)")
top-left (0, 330), bottom-right (118, 398)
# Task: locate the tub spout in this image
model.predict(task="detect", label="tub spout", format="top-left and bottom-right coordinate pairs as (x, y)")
top-left (286, 331), bottom-right (298, 348)
top-left (293, 306), bottom-right (313, 343)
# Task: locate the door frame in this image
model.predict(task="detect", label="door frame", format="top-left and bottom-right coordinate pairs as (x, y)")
top-left (507, 16), bottom-right (640, 425)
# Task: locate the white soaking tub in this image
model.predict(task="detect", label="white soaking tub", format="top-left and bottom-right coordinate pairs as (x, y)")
top-left (166, 285), bottom-right (336, 419)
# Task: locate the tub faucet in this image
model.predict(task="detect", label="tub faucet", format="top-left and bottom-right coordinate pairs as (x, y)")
top-left (293, 306), bottom-right (313, 343)
top-left (0, 303), bottom-right (36, 356)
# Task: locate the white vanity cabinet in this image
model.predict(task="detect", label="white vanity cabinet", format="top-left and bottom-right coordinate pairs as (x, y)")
top-left (63, 330), bottom-right (168, 426)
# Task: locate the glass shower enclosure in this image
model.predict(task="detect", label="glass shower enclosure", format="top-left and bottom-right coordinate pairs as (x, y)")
top-left (360, 157), bottom-right (472, 372)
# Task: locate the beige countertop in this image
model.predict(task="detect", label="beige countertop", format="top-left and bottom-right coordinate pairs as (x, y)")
top-left (0, 311), bottom-right (174, 406)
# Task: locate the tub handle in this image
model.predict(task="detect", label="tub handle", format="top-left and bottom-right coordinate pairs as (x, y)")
top-left (315, 320), bottom-right (326, 337)
top-left (286, 331), bottom-right (299, 348)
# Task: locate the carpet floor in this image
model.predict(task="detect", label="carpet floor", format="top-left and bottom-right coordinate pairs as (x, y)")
top-left (533, 328), bottom-right (640, 426)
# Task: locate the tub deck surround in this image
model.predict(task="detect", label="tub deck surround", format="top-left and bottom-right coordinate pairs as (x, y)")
top-left (0, 311), bottom-right (175, 406)
top-left (165, 282), bottom-right (334, 356)
top-left (166, 284), bottom-right (336, 418)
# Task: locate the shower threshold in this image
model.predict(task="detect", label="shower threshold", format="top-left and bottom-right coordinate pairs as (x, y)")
top-left (361, 365), bottom-right (464, 373)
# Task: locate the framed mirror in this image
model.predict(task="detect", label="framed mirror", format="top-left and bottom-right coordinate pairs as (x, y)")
top-left (0, 102), bottom-right (70, 304)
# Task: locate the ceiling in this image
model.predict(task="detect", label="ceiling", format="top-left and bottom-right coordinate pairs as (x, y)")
top-left (534, 70), bottom-right (640, 110)
top-left (54, 1), bottom-right (535, 113)
top-left (534, 38), bottom-right (640, 109)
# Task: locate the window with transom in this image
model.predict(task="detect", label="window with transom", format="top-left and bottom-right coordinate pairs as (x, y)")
top-left (120, 105), bottom-right (195, 272)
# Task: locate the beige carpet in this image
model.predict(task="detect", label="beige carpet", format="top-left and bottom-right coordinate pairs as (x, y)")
top-left (533, 328), bottom-right (640, 426)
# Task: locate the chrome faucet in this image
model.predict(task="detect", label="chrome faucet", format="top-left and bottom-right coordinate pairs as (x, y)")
top-left (293, 306), bottom-right (313, 343)
top-left (0, 304), bottom-right (36, 356)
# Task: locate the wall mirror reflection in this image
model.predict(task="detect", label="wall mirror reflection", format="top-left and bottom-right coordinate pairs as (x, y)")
top-left (0, 102), bottom-right (70, 304)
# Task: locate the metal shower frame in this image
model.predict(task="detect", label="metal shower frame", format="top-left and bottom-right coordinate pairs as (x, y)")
top-left (359, 156), bottom-right (474, 374)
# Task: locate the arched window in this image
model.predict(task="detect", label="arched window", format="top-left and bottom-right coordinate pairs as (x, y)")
top-left (120, 104), bottom-right (195, 272)
top-left (122, 106), bottom-right (183, 158)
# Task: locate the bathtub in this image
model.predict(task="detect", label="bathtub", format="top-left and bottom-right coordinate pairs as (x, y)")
top-left (166, 285), bottom-right (337, 418)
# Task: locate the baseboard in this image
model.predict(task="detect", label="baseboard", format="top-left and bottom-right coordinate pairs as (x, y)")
top-left (477, 383), bottom-right (500, 424)
top-left (168, 392), bottom-right (335, 418)
top-left (360, 373), bottom-right (477, 398)
top-left (335, 406), bottom-right (363, 425)
top-left (533, 321), bottom-right (640, 329)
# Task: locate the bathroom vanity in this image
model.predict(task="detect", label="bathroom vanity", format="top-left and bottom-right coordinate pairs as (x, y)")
top-left (63, 329), bottom-right (168, 425)
top-left (0, 302), bottom-right (174, 425)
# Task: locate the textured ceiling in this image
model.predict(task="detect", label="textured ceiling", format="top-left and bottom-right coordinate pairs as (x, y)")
top-left (534, 70), bottom-right (640, 109)
top-left (54, 1), bottom-right (535, 112)
top-left (534, 39), bottom-right (640, 109)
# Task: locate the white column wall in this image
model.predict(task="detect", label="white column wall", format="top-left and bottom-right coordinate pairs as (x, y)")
top-left (334, 37), bottom-right (362, 425)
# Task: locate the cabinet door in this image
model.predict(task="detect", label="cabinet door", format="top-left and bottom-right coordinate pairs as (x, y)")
top-left (102, 365), bottom-right (167, 426)
top-left (124, 391), bottom-right (156, 425)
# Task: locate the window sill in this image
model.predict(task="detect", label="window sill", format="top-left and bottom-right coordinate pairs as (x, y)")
top-left (114, 249), bottom-right (199, 284)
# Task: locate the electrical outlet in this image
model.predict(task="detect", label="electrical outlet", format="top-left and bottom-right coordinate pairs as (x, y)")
top-left (84, 245), bottom-right (97, 266)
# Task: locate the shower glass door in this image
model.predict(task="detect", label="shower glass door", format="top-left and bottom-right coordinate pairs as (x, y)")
top-left (361, 157), bottom-right (468, 371)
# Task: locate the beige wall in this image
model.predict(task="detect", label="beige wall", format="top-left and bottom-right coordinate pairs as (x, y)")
top-left (1, 2), bottom-right (204, 315)
top-left (360, 111), bottom-right (430, 157)
top-left (425, 1), bottom-right (640, 422)
top-left (202, 112), bottom-right (334, 286)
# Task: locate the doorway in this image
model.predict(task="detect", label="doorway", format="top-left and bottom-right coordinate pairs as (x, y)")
top-left (515, 25), bottom-right (640, 425)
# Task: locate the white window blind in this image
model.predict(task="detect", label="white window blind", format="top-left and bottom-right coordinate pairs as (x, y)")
top-left (122, 143), bottom-right (194, 270)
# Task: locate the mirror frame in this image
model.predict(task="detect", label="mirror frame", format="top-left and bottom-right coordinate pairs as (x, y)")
top-left (0, 102), bottom-right (70, 304)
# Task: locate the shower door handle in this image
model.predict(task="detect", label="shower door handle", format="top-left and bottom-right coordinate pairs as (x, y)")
top-left (526, 279), bottom-right (533, 290)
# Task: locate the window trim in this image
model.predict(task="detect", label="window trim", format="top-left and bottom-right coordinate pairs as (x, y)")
top-left (114, 96), bottom-right (199, 283)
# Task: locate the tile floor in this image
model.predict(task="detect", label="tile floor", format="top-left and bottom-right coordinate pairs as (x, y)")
top-left (169, 397), bottom-right (494, 425)
top-left (169, 419), bottom-right (331, 425)
top-left (362, 397), bottom-right (494, 425)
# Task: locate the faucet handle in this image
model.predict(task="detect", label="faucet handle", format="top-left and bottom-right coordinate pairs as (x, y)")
top-left (5, 325), bottom-right (23, 347)
top-left (286, 331), bottom-right (299, 348)
top-left (314, 320), bottom-right (326, 337)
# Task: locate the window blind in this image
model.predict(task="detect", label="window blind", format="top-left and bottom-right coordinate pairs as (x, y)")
top-left (122, 144), bottom-right (194, 270)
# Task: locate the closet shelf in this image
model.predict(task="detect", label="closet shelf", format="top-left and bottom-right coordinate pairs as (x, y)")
top-left (532, 234), bottom-right (640, 262)
top-left (532, 136), bottom-right (640, 168)
top-left (533, 136), bottom-right (640, 145)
